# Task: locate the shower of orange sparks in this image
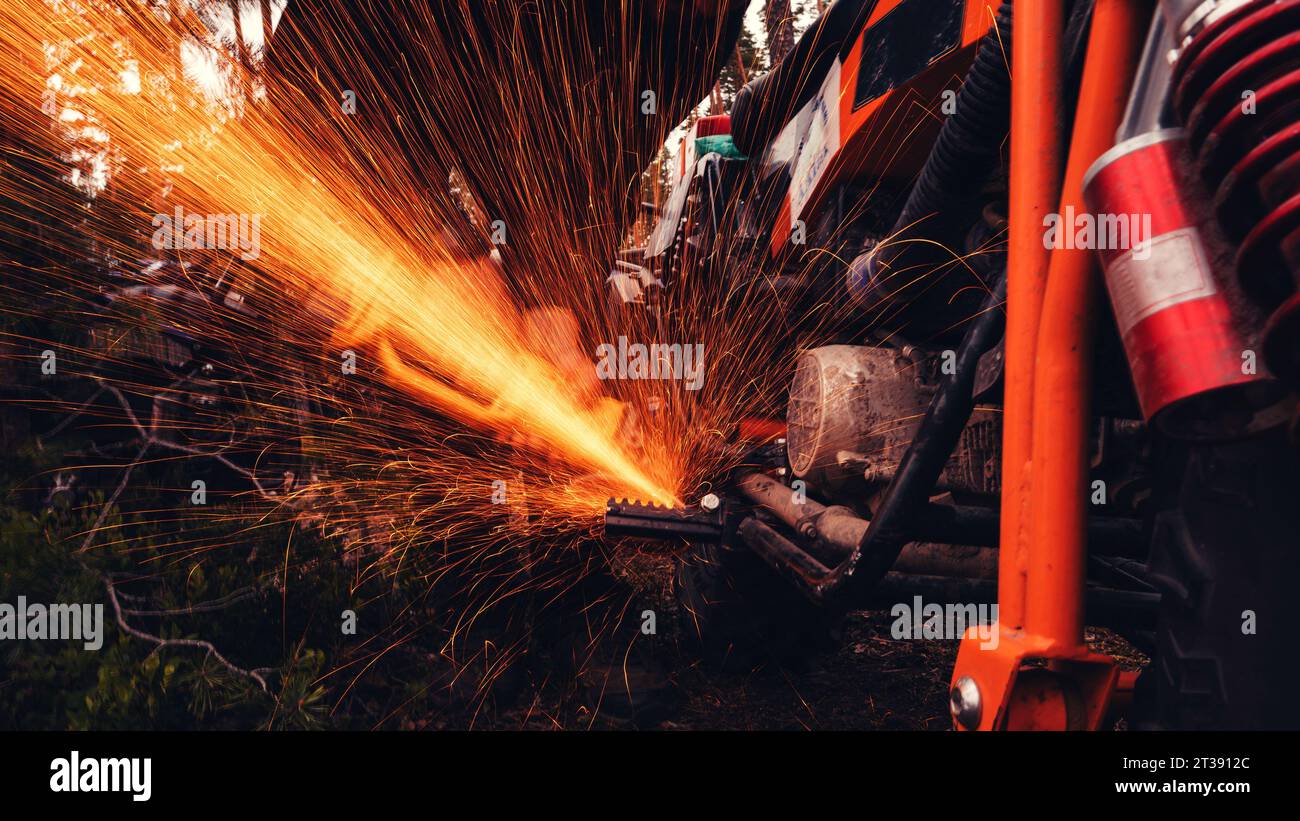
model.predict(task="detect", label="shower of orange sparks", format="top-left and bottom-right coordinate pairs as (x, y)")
top-left (0, 0), bottom-right (681, 511)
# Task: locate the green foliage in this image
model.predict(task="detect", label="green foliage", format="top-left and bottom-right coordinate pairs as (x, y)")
top-left (0, 426), bottom-right (344, 729)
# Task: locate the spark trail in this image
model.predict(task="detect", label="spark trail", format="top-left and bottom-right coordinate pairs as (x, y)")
top-left (2, 0), bottom-right (682, 513)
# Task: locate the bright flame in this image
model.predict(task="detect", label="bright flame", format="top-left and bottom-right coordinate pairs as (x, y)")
top-left (2, 0), bottom-right (679, 509)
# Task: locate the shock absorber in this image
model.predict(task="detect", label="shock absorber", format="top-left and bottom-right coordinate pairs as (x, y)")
top-left (1167, 0), bottom-right (1300, 387)
top-left (1083, 9), bottom-right (1284, 438)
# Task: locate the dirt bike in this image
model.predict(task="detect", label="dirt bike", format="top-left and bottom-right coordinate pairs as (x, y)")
top-left (606, 0), bottom-right (1300, 730)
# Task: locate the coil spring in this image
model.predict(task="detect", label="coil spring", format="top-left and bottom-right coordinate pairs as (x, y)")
top-left (1171, 0), bottom-right (1300, 382)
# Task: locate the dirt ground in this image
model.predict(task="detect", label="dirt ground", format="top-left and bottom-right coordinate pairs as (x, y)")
top-left (473, 607), bottom-right (1148, 730)
top-left (673, 617), bottom-right (1147, 730)
top-left (670, 619), bottom-right (1150, 730)
top-left (669, 610), bottom-right (959, 730)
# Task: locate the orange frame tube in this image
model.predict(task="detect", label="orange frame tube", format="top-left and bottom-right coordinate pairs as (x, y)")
top-left (1025, 0), bottom-right (1147, 646)
top-left (997, 0), bottom-right (1065, 632)
top-left (952, 0), bottom-right (1149, 730)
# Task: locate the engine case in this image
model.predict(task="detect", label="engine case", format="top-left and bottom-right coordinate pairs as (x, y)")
top-left (786, 344), bottom-right (1000, 499)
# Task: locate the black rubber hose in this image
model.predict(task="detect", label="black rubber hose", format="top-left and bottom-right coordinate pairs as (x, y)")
top-left (848, 1), bottom-right (1013, 306)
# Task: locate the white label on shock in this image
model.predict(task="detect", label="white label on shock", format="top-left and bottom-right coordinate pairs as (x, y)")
top-left (1104, 227), bottom-right (1218, 337)
top-left (790, 58), bottom-right (842, 226)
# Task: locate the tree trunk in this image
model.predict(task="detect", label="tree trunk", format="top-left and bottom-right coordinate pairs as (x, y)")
top-left (765, 0), bottom-right (794, 67)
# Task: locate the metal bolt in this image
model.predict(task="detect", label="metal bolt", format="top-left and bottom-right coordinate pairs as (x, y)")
top-left (699, 493), bottom-right (720, 512)
top-left (949, 676), bottom-right (982, 730)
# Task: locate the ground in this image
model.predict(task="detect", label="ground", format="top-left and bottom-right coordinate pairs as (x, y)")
top-left (671, 610), bottom-right (958, 730)
top-left (473, 610), bottom-right (1147, 730)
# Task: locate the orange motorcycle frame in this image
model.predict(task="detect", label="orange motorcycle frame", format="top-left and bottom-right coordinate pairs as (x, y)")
top-left (949, 0), bottom-right (1151, 731)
